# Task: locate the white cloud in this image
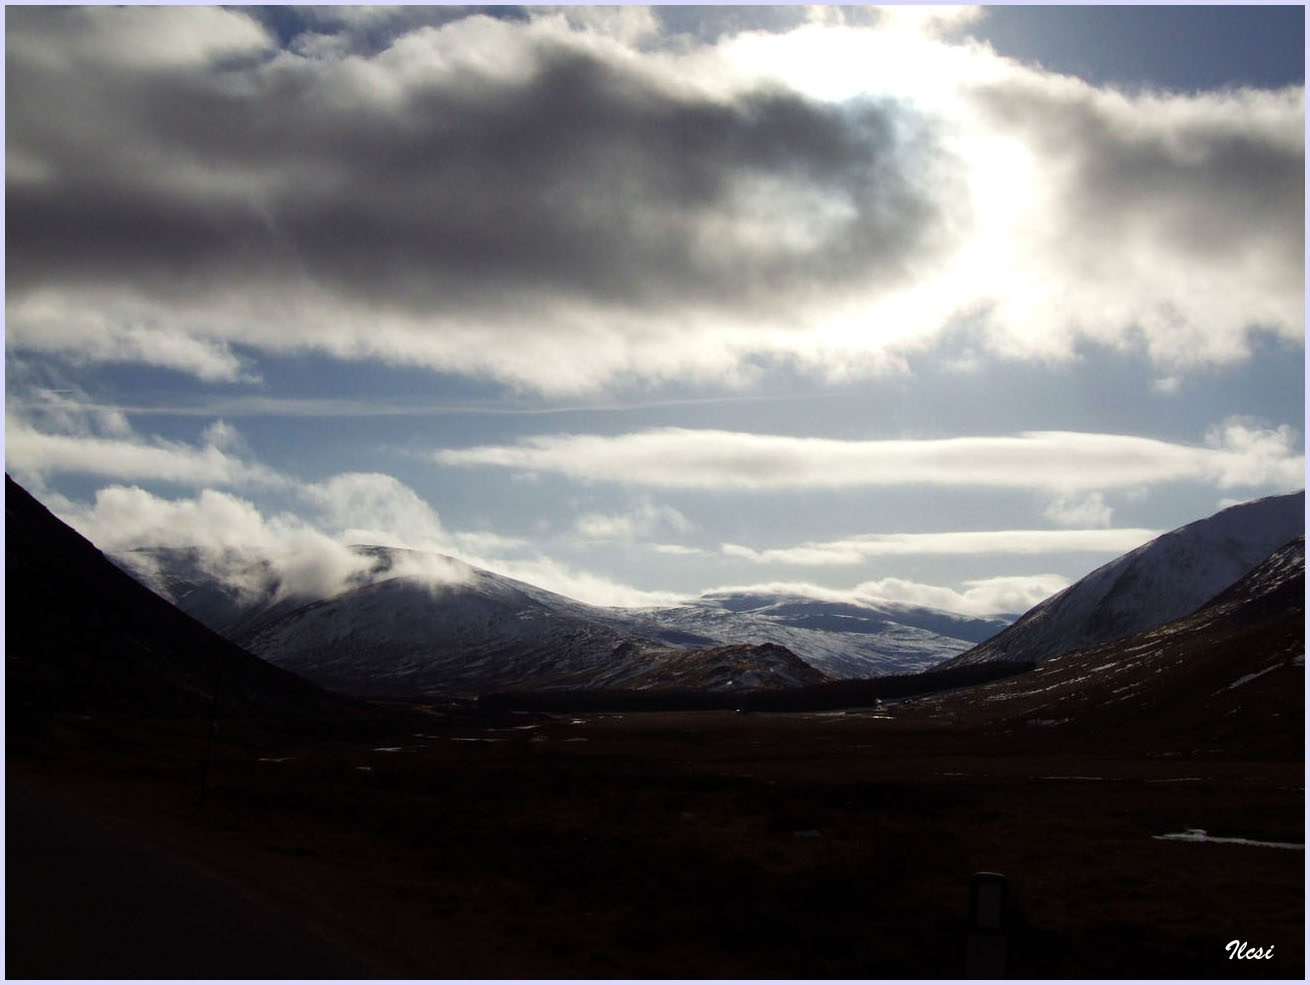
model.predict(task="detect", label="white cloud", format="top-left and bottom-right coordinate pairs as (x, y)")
top-left (6, 293), bottom-right (251, 382)
top-left (452, 531), bottom-right (532, 555)
top-left (463, 554), bottom-right (685, 608)
top-left (575, 498), bottom-right (693, 542)
top-left (1203, 418), bottom-right (1306, 490)
top-left (434, 426), bottom-right (1305, 493)
top-left (1043, 492), bottom-right (1113, 528)
top-left (301, 471), bottom-right (450, 550)
top-left (50, 470), bottom-right (676, 609)
top-left (696, 573), bottom-right (1066, 617)
top-left (852, 574), bottom-right (1069, 617)
top-left (871, 5), bottom-right (984, 38)
top-left (8, 5), bottom-right (274, 72)
top-left (652, 543), bottom-right (708, 557)
top-left (59, 485), bottom-right (374, 603)
top-left (721, 527), bottom-right (1157, 566)
top-left (1151, 376), bottom-right (1182, 395)
top-left (5, 415), bottom-right (287, 490)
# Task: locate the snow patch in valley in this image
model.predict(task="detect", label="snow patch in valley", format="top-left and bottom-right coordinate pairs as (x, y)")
top-left (1154, 828), bottom-right (1303, 850)
top-left (1220, 664), bottom-right (1281, 693)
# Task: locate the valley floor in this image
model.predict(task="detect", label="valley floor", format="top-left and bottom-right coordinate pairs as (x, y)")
top-left (6, 708), bottom-right (1304, 979)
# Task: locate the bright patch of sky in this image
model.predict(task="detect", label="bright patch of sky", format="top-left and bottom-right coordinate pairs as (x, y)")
top-left (6, 5), bottom-right (1304, 613)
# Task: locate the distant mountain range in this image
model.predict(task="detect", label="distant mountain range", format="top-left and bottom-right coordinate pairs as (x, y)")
top-left (111, 490), bottom-right (1304, 699)
top-left (943, 491), bottom-right (1304, 669)
top-left (116, 545), bottom-right (1005, 697)
top-left (14, 468), bottom-right (1302, 711)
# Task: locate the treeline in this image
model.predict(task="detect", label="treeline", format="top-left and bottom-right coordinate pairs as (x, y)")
top-left (478, 660), bottom-right (1035, 713)
top-left (742, 660), bottom-right (1035, 711)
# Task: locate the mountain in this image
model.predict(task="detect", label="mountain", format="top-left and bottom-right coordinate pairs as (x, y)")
top-left (942, 491), bottom-right (1304, 669)
top-left (118, 545), bottom-right (1000, 697)
top-left (4, 476), bottom-right (372, 728)
top-left (907, 537), bottom-right (1305, 759)
top-left (597, 592), bottom-right (1010, 678)
top-left (118, 547), bottom-right (828, 696)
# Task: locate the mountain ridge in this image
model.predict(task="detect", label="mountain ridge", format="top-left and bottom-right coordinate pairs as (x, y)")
top-left (941, 490), bottom-right (1304, 669)
top-left (115, 544), bottom-right (1007, 696)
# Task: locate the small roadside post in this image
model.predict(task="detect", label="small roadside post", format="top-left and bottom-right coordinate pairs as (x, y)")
top-left (966, 871), bottom-right (1008, 978)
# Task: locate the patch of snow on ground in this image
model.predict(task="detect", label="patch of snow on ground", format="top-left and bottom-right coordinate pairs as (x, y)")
top-left (1220, 664), bottom-right (1281, 693)
top-left (1154, 828), bottom-right (1303, 850)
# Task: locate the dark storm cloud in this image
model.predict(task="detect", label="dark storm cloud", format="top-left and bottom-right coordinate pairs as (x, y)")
top-left (6, 7), bottom-right (950, 320)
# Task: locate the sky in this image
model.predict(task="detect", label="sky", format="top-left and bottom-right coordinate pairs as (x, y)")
top-left (5, 4), bottom-right (1305, 616)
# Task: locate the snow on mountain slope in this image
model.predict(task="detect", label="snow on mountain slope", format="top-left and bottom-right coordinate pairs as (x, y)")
top-left (910, 538), bottom-right (1304, 759)
top-left (942, 491), bottom-right (1305, 669)
top-left (594, 593), bottom-right (1009, 678)
top-left (117, 545), bottom-right (1001, 694)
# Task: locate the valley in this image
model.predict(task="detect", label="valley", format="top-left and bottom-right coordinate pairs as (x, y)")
top-left (6, 477), bottom-right (1304, 979)
top-left (7, 705), bottom-right (1303, 979)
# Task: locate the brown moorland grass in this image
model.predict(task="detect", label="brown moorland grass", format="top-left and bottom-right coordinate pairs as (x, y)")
top-left (7, 706), bottom-right (1303, 979)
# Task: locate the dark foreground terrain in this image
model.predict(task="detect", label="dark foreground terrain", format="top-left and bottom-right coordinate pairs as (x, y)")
top-left (7, 706), bottom-right (1302, 980)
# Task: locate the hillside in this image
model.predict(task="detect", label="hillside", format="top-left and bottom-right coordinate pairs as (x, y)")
top-left (943, 491), bottom-right (1304, 669)
top-left (118, 545), bottom-right (998, 696)
top-left (910, 537), bottom-right (1305, 759)
top-left (4, 475), bottom-right (374, 729)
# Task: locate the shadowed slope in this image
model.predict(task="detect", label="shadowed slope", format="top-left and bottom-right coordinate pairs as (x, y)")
top-left (5, 475), bottom-right (372, 727)
top-left (914, 538), bottom-right (1305, 759)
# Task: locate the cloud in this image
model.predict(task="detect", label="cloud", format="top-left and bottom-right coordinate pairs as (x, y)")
top-left (434, 426), bottom-right (1305, 493)
top-left (575, 498), bottom-right (693, 542)
top-left (696, 573), bottom-right (1067, 617)
top-left (954, 74), bottom-right (1304, 369)
top-left (721, 527), bottom-right (1157, 566)
top-left (5, 414), bottom-right (287, 490)
top-left (60, 485), bottom-right (374, 603)
top-left (301, 471), bottom-right (450, 550)
top-left (852, 574), bottom-right (1069, 617)
top-left (5, 293), bottom-right (252, 382)
top-left (460, 554), bottom-right (685, 608)
top-left (8, 5), bottom-right (274, 71)
top-left (51, 469), bottom-right (676, 609)
top-left (7, 8), bottom-right (1298, 392)
top-left (1203, 418), bottom-right (1306, 489)
top-left (652, 543), bottom-right (708, 557)
top-left (1043, 492), bottom-right (1113, 528)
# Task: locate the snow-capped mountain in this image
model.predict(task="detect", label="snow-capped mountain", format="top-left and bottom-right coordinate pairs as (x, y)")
top-left (942, 491), bottom-right (1305, 669)
top-left (912, 537), bottom-right (1304, 758)
top-left (117, 545), bottom-right (1003, 696)
top-left (596, 592), bottom-right (1010, 678)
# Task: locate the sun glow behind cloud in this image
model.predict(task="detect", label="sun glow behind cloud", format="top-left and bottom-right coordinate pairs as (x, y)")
top-left (5, 7), bottom-right (1303, 393)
